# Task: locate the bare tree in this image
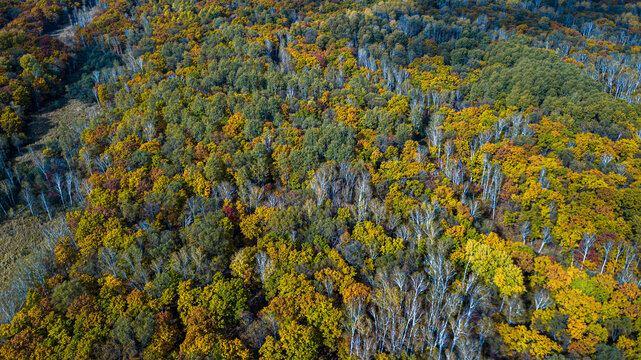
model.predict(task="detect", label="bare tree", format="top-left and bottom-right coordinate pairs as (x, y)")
top-left (65, 172), bottom-right (74, 207)
top-left (503, 296), bottom-right (523, 325)
top-left (246, 185), bottom-right (264, 210)
top-left (53, 173), bottom-right (66, 208)
top-left (4, 167), bottom-right (14, 187)
top-left (370, 199), bottom-right (386, 226)
top-left (170, 247), bottom-right (193, 280)
top-left (491, 173), bottom-right (503, 217)
top-left (355, 174), bottom-right (371, 221)
top-left (99, 247), bottom-right (120, 277)
top-left (533, 289), bottom-right (553, 311)
top-left (396, 225), bottom-right (411, 248)
top-left (216, 182), bottom-right (235, 201)
top-left (142, 121), bottom-right (155, 142)
top-left (43, 218), bottom-right (71, 250)
top-left (520, 221), bottom-right (530, 244)
top-left (601, 240), bottom-right (614, 274)
top-left (256, 251), bottom-right (274, 284)
top-left (267, 193), bottom-right (284, 209)
top-left (444, 141), bottom-right (455, 168)
top-left (30, 148), bottom-right (47, 179)
top-left (539, 167), bottom-right (549, 189)
top-left (428, 125), bottom-right (443, 158)
top-left (123, 246), bottom-right (149, 289)
top-left (344, 288), bottom-right (367, 357)
top-left (23, 188), bottom-right (35, 215)
top-left (310, 166), bottom-right (332, 206)
top-left (94, 153), bottom-right (112, 173)
top-left (538, 226), bottom-right (552, 254)
top-left (150, 258), bottom-right (165, 279)
top-left (387, 213), bottom-right (401, 231)
top-left (40, 192), bottom-right (52, 220)
top-left (600, 153), bottom-right (614, 170)
top-left (579, 232), bottom-right (596, 268)
top-left (81, 150), bottom-right (93, 175)
top-left (339, 162), bottom-right (357, 203)
top-left (469, 200), bottom-right (480, 219)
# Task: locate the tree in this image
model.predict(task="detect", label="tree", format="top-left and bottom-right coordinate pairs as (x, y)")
top-left (260, 321), bottom-right (319, 360)
top-left (497, 323), bottom-right (561, 359)
top-left (0, 107), bottom-right (21, 135)
top-left (177, 275), bottom-right (248, 331)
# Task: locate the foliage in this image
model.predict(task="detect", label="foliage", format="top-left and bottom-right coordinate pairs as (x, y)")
top-left (1, 0), bottom-right (641, 359)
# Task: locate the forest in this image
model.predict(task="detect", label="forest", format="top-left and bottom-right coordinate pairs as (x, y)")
top-left (1, 0), bottom-right (641, 359)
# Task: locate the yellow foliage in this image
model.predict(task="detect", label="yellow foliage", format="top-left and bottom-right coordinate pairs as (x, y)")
top-left (335, 105), bottom-right (361, 128)
top-left (497, 323), bottom-right (562, 359)
top-left (230, 247), bottom-right (257, 284)
top-left (463, 234), bottom-right (525, 298)
top-left (352, 221), bottom-right (404, 256)
top-left (223, 113), bottom-right (247, 139)
top-left (567, 316), bottom-right (587, 339)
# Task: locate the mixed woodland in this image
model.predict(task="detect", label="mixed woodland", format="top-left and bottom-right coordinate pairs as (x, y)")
top-left (1, 0), bottom-right (641, 359)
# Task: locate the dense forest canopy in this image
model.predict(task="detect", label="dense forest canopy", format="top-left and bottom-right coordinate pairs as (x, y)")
top-left (1, 0), bottom-right (641, 359)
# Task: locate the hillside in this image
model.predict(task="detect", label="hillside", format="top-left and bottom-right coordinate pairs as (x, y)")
top-left (1, 0), bottom-right (641, 359)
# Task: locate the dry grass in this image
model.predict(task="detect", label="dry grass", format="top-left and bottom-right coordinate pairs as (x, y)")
top-left (51, 25), bottom-right (76, 48)
top-left (16, 99), bottom-right (87, 164)
top-left (2, 100), bottom-right (88, 289)
top-left (0, 215), bottom-right (47, 287)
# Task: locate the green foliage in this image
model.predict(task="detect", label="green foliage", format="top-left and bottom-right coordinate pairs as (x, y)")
top-left (470, 37), bottom-right (641, 136)
top-left (570, 275), bottom-right (610, 303)
top-left (3, 1), bottom-right (641, 360)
